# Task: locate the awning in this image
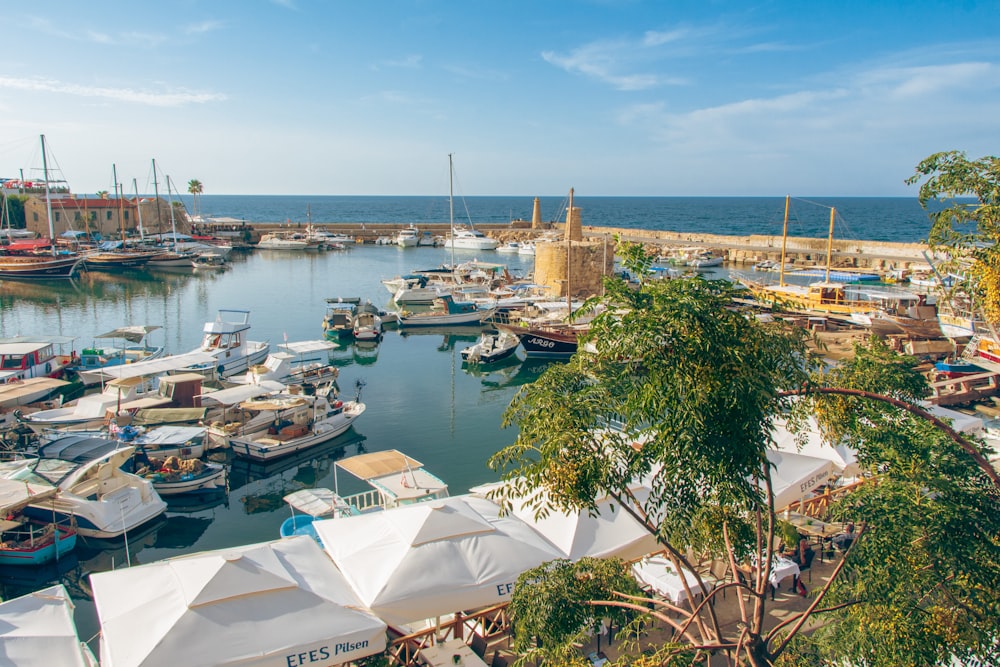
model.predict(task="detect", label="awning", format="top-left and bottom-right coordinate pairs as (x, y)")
top-left (95, 326), bottom-right (162, 344)
top-left (93, 351), bottom-right (217, 380)
top-left (197, 381), bottom-right (286, 406)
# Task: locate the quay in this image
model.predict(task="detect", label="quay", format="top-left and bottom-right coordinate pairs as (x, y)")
top-left (203, 219), bottom-right (932, 273)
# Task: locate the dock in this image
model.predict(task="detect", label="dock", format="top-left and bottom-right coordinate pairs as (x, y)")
top-left (926, 371), bottom-right (1000, 406)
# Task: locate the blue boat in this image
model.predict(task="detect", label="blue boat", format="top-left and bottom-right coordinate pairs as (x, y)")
top-left (0, 478), bottom-right (77, 566)
top-left (934, 359), bottom-right (986, 378)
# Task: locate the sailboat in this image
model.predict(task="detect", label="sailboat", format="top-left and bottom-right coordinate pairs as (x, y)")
top-left (0, 135), bottom-right (84, 279)
top-left (738, 197), bottom-right (920, 319)
top-left (83, 165), bottom-right (159, 270)
top-left (147, 166), bottom-right (199, 268)
top-left (441, 156), bottom-right (498, 251)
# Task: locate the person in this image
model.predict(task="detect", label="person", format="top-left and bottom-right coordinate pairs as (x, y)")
top-left (791, 536), bottom-right (813, 596)
top-left (832, 522), bottom-right (856, 552)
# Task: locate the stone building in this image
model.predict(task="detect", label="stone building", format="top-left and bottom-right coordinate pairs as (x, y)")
top-left (23, 194), bottom-right (189, 239)
top-left (534, 194), bottom-right (615, 298)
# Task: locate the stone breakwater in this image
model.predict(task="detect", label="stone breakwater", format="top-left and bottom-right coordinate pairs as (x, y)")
top-left (247, 221), bottom-right (934, 271)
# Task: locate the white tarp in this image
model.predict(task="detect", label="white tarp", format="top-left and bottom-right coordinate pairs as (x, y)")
top-left (766, 450), bottom-right (837, 511)
top-left (0, 584), bottom-right (97, 667)
top-left (920, 402), bottom-right (984, 435)
top-left (197, 381), bottom-right (285, 406)
top-left (770, 417), bottom-right (860, 477)
top-left (473, 482), bottom-right (660, 561)
top-left (90, 351), bottom-right (216, 381)
top-left (314, 494), bottom-right (563, 627)
top-left (91, 536), bottom-right (386, 667)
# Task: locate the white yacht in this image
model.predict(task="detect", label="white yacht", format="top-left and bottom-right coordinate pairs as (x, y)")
top-left (443, 226), bottom-right (499, 251)
top-left (395, 226), bottom-right (420, 248)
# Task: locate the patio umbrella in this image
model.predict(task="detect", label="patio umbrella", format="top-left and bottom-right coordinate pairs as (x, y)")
top-left (91, 535), bottom-right (386, 667)
top-left (474, 481), bottom-right (660, 561)
top-left (313, 494), bottom-right (563, 626)
top-left (766, 450), bottom-right (837, 511)
top-left (0, 584), bottom-right (97, 667)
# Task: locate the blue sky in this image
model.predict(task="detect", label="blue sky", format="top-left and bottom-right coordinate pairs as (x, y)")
top-left (0, 1), bottom-right (998, 196)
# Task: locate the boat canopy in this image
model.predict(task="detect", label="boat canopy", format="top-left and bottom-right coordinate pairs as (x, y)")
top-left (197, 381), bottom-right (285, 406)
top-left (337, 449), bottom-right (448, 503)
top-left (283, 488), bottom-right (351, 517)
top-left (92, 351), bottom-right (216, 380)
top-left (95, 325), bottom-right (161, 343)
top-left (279, 339), bottom-right (336, 354)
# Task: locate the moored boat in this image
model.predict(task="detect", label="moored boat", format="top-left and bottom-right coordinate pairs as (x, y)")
top-left (352, 302), bottom-right (384, 341)
top-left (0, 478), bottom-right (78, 566)
top-left (497, 323), bottom-right (582, 359)
top-left (136, 457), bottom-right (227, 496)
top-left (397, 293), bottom-right (493, 328)
top-left (460, 330), bottom-right (520, 365)
top-left (181, 309), bottom-right (270, 378)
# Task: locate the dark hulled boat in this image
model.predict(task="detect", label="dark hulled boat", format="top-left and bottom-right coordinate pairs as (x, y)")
top-left (498, 323), bottom-right (581, 359)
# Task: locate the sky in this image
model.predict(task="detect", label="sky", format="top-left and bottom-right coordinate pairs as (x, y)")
top-left (0, 0), bottom-right (998, 197)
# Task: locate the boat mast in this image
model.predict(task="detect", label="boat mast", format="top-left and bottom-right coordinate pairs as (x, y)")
top-left (448, 153), bottom-right (455, 269)
top-left (151, 159), bottom-right (162, 234)
top-left (566, 187), bottom-right (574, 314)
top-left (40, 134), bottom-right (56, 256)
top-left (166, 175), bottom-right (179, 250)
top-left (113, 163), bottom-right (126, 242)
top-left (824, 207), bottom-right (836, 283)
top-left (133, 178), bottom-right (145, 240)
top-left (778, 194), bottom-right (790, 287)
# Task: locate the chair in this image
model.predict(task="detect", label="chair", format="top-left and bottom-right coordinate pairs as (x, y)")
top-left (469, 632), bottom-right (488, 660)
top-left (490, 652), bottom-right (511, 667)
top-left (698, 558), bottom-right (732, 600)
top-left (798, 546), bottom-right (815, 582)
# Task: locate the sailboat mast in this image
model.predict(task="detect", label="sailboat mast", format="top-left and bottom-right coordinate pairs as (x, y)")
top-left (40, 134), bottom-right (56, 256)
top-left (566, 187), bottom-right (574, 314)
top-left (152, 159), bottom-right (162, 233)
top-left (448, 153), bottom-right (455, 269)
top-left (824, 207), bottom-right (836, 283)
top-left (113, 163), bottom-right (126, 242)
top-left (166, 175), bottom-right (179, 249)
top-left (133, 178), bottom-right (145, 240)
top-left (778, 195), bottom-right (790, 287)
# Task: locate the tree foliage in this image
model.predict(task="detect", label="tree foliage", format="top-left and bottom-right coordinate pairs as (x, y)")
top-left (492, 241), bottom-right (1000, 666)
top-left (907, 151), bottom-right (1000, 322)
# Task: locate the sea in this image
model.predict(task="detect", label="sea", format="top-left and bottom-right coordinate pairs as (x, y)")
top-left (0, 195), bottom-right (931, 650)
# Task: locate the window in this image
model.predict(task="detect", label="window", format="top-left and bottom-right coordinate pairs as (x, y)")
top-left (75, 212), bottom-right (81, 221)
top-left (124, 210), bottom-right (129, 221)
top-left (33, 212), bottom-right (39, 222)
top-left (106, 211), bottom-right (113, 220)
top-left (54, 212), bottom-right (60, 222)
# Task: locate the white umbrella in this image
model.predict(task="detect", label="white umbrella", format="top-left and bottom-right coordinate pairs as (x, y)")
top-left (766, 450), bottom-right (837, 511)
top-left (475, 482), bottom-right (660, 561)
top-left (0, 584), bottom-right (97, 667)
top-left (91, 535), bottom-right (386, 667)
top-left (314, 494), bottom-right (563, 626)
top-left (771, 416), bottom-right (860, 477)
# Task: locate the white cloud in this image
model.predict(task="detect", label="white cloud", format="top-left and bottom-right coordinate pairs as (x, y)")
top-left (0, 77), bottom-right (226, 107)
top-left (858, 61), bottom-right (996, 98)
top-left (185, 20), bottom-right (225, 35)
top-left (541, 42), bottom-right (683, 91)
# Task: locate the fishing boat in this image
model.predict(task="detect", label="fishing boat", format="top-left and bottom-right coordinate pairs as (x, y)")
top-left (135, 457), bottom-right (227, 496)
top-left (352, 303), bottom-right (384, 341)
top-left (460, 330), bottom-right (520, 365)
top-left (0, 336), bottom-right (78, 383)
top-left (83, 241), bottom-right (158, 270)
top-left (74, 325), bottom-right (164, 386)
top-left (279, 449), bottom-right (448, 540)
top-left (181, 309), bottom-right (270, 378)
top-left (229, 390), bottom-right (366, 461)
top-left (0, 478), bottom-right (77, 566)
top-left (321, 299), bottom-right (359, 339)
top-left (397, 294), bottom-right (493, 328)
top-left (2, 436), bottom-right (166, 539)
top-left (0, 135), bottom-right (84, 280)
top-left (0, 377), bottom-right (69, 408)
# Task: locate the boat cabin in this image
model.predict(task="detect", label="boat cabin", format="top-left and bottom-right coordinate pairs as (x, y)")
top-left (333, 449), bottom-right (449, 514)
top-left (156, 373), bottom-right (204, 408)
top-left (200, 309), bottom-right (251, 352)
top-left (0, 338), bottom-right (76, 382)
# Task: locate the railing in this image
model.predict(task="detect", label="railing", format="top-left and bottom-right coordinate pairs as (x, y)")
top-left (784, 478), bottom-right (871, 518)
top-left (385, 604), bottom-right (512, 666)
top-left (342, 488), bottom-right (386, 513)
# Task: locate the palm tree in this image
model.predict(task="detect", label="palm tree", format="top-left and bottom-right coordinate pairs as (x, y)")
top-left (187, 179), bottom-right (203, 218)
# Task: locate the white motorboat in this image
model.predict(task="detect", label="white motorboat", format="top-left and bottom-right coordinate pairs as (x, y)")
top-left (443, 226), bottom-right (499, 251)
top-left (16, 376), bottom-right (171, 433)
top-left (688, 252), bottom-right (724, 268)
top-left (352, 303), bottom-right (384, 341)
top-left (3, 436), bottom-right (166, 539)
top-left (256, 232), bottom-right (319, 250)
top-left (230, 392), bottom-right (366, 461)
top-left (496, 241), bottom-right (520, 253)
top-left (181, 309), bottom-right (270, 378)
top-left (236, 339), bottom-right (340, 387)
top-left (395, 226), bottom-right (420, 248)
top-left (518, 241), bottom-right (536, 256)
top-left (460, 330), bottom-right (520, 365)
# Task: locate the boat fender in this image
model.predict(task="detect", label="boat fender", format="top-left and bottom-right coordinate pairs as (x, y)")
top-left (333, 400), bottom-right (343, 409)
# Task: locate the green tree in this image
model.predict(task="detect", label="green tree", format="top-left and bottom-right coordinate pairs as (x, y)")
top-left (1, 194), bottom-right (27, 228)
top-left (187, 179), bottom-right (203, 218)
top-left (493, 241), bottom-right (1000, 666)
top-left (906, 152), bottom-right (1000, 322)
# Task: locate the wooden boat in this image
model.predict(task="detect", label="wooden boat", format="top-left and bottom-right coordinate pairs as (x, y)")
top-left (137, 458), bottom-right (227, 496)
top-left (460, 331), bottom-right (520, 365)
top-left (83, 244), bottom-right (158, 270)
top-left (0, 478), bottom-right (77, 566)
top-left (229, 393), bottom-right (366, 461)
top-left (322, 300), bottom-right (358, 338)
top-left (74, 325), bottom-right (165, 386)
top-left (0, 377), bottom-right (69, 408)
top-left (398, 294), bottom-right (492, 328)
top-left (497, 323), bottom-right (582, 359)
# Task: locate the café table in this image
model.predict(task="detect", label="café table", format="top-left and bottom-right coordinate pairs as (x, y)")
top-left (419, 638), bottom-right (488, 667)
top-left (632, 556), bottom-right (708, 605)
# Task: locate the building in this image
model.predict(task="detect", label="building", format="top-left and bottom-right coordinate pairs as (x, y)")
top-left (23, 194), bottom-right (189, 239)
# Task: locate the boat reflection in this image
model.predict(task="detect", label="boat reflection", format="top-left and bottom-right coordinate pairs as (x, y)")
top-left (229, 431), bottom-right (367, 514)
top-left (477, 358), bottom-right (560, 391)
top-left (396, 326), bottom-right (482, 351)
